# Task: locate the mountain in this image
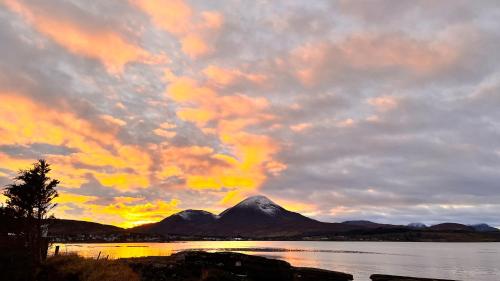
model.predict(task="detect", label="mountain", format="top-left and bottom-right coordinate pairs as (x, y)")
top-left (131, 195), bottom-right (390, 238)
top-left (470, 223), bottom-right (499, 232)
top-left (212, 195), bottom-right (324, 237)
top-left (407, 222), bottom-right (427, 229)
top-left (429, 223), bottom-right (475, 231)
top-left (47, 219), bottom-right (123, 235)
top-left (134, 210), bottom-right (218, 235)
top-left (342, 220), bottom-right (387, 228)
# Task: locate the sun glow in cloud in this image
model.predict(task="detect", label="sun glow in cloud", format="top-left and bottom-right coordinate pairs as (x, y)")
top-left (3, 0), bottom-right (165, 73)
top-left (166, 76), bottom-right (286, 204)
top-left (0, 89), bottom-right (284, 225)
top-left (0, 93), bottom-right (151, 190)
top-left (55, 192), bottom-right (180, 228)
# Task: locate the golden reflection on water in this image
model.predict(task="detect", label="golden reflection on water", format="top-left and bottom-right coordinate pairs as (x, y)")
top-left (53, 241), bottom-right (279, 259)
top-left (52, 243), bottom-right (176, 259)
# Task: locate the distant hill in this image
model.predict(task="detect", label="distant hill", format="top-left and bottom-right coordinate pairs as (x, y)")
top-left (47, 219), bottom-right (123, 235)
top-left (428, 223), bottom-right (475, 232)
top-left (342, 220), bottom-right (390, 228)
top-left (470, 223), bottom-right (499, 232)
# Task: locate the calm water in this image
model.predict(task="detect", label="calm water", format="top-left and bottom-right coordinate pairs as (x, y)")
top-left (53, 241), bottom-right (500, 281)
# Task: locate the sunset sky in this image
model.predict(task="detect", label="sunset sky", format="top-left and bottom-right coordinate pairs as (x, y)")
top-left (1, 0), bottom-right (500, 228)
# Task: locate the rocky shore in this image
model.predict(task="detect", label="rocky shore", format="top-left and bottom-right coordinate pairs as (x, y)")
top-left (123, 251), bottom-right (354, 281)
top-left (122, 251), bottom-right (458, 281)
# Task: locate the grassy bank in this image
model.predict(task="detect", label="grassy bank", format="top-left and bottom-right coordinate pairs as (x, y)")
top-left (38, 254), bottom-right (139, 281)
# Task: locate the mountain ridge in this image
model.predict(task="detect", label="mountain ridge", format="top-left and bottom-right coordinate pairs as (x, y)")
top-left (128, 195), bottom-right (500, 239)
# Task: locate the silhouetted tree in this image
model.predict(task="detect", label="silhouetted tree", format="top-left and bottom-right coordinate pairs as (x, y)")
top-left (3, 159), bottom-right (59, 264)
top-left (0, 204), bottom-right (22, 234)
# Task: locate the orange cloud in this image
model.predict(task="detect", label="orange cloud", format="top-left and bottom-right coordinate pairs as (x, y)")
top-left (336, 118), bottom-right (356, 128)
top-left (102, 199), bottom-right (180, 227)
top-left (154, 145), bottom-right (224, 182)
top-left (3, 0), bottom-right (163, 73)
top-left (275, 198), bottom-right (319, 217)
top-left (153, 121), bottom-right (177, 139)
top-left (133, 0), bottom-right (223, 58)
top-left (0, 152), bottom-right (35, 176)
top-left (153, 128), bottom-right (176, 139)
top-left (100, 114), bottom-right (127, 127)
top-left (167, 77), bottom-right (217, 103)
top-left (180, 33), bottom-right (211, 58)
top-left (159, 122), bottom-right (176, 130)
top-left (131, 0), bottom-right (192, 35)
top-left (165, 76), bottom-right (286, 201)
top-left (290, 122), bottom-right (312, 132)
top-left (0, 93), bottom-right (151, 190)
top-left (54, 191), bottom-right (180, 228)
top-left (367, 96), bottom-right (398, 111)
top-left (341, 35), bottom-right (457, 72)
top-left (203, 65), bottom-right (267, 86)
top-left (0, 91), bottom-right (285, 225)
top-left (168, 78), bottom-right (271, 127)
top-left (291, 34), bottom-right (458, 86)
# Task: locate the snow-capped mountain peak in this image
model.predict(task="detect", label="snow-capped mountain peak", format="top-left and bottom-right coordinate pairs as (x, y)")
top-left (233, 195), bottom-right (282, 216)
top-left (470, 223), bottom-right (499, 232)
top-left (174, 210), bottom-right (218, 220)
top-left (407, 222), bottom-right (427, 229)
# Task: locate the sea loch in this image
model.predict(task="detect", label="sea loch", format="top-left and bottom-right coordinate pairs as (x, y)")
top-left (54, 241), bottom-right (500, 281)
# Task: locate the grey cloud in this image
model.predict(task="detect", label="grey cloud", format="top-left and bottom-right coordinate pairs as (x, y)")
top-left (0, 143), bottom-right (78, 158)
top-left (61, 202), bottom-right (86, 216)
top-left (333, 0), bottom-right (499, 28)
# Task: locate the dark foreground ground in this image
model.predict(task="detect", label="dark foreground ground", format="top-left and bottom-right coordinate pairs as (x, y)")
top-left (38, 251), bottom-right (352, 281)
top-left (33, 251), bottom-right (459, 281)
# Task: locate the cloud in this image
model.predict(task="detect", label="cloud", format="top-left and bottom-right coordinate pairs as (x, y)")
top-left (165, 75), bottom-right (285, 203)
top-left (290, 123), bottom-right (313, 132)
top-left (132, 0), bottom-right (223, 58)
top-left (100, 114), bottom-right (127, 127)
top-left (55, 189), bottom-right (180, 227)
top-left (2, 0), bottom-right (165, 73)
top-left (0, 93), bottom-right (151, 190)
top-left (367, 96), bottom-right (398, 111)
top-left (289, 33), bottom-right (458, 88)
top-left (153, 128), bottom-right (177, 139)
top-left (203, 65), bottom-right (267, 87)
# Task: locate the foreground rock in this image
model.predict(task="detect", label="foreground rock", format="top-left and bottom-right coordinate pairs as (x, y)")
top-left (124, 251), bottom-right (353, 281)
top-left (371, 274), bottom-right (457, 281)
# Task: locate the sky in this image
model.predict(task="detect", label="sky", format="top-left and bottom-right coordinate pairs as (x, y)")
top-left (1, 0), bottom-right (500, 228)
